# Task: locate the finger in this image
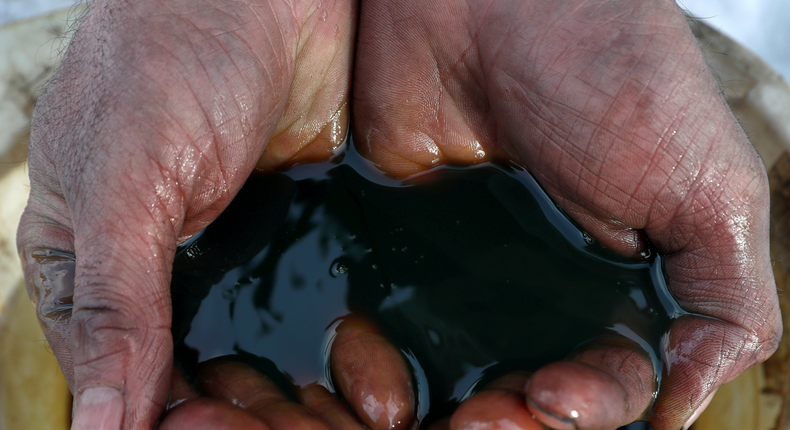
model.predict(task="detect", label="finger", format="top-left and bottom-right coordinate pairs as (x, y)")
top-left (449, 372), bottom-right (545, 430)
top-left (352, 1), bottom-right (514, 177)
top-left (18, 186), bottom-right (175, 430)
top-left (526, 342), bottom-right (655, 430)
top-left (298, 384), bottom-right (366, 430)
top-left (257, 0), bottom-right (358, 170)
top-left (649, 315), bottom-right (765, 429)
top-left (330, 315), bottom-right (415, 430)
top-left (168, 366), bottom-right (200, 411)
top-left (484, 371), bottom-right (532, 392)
top-left (198, 358), bottom-right (332, 430)
top-left (256, 0), bottom-right (357, 170)
top-left (158, 398), bottom-right (270, 430)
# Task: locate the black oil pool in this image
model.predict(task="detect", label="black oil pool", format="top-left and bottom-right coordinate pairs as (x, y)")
top-left (170, 140), bottom-right (681, 429)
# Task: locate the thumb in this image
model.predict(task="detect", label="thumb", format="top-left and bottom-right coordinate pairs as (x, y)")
top-left (67, 186), bottom-right (178, 429)
top-left (18, 168), bottom-right (179, 429)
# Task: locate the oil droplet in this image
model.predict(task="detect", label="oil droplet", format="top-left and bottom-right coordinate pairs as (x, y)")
top-left (372, 264), bottom-right (378, 269)
top-left (330, 261), bottom-right (349, 277)
top-left (582, 232), bottom-right (594, 244)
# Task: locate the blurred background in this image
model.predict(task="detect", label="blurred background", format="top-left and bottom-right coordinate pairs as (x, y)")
top-left (1, 1), bottom-right (789, 430)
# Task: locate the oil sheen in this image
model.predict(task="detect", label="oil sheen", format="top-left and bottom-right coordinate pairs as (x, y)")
top-left (170, 143), bottom-right (683, 428)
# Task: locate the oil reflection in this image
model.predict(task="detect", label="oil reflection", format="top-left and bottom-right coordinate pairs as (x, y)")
top-left (170, 145), bottom-right (682, 428)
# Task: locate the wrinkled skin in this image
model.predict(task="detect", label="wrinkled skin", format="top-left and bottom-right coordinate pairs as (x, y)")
top-left (17, 0), bottom-right (781, 429)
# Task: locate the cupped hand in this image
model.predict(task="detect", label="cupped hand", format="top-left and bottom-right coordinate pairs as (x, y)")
top-left (17, 0), bottom-right (782, 429)
top-left (17, 0), bottom-right (356, 427)
top-left (352, 0), bottom-right (781, 428)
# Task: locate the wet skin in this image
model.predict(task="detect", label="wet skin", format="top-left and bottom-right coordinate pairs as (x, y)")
top-left (16, 0), bottom-right (781, 429)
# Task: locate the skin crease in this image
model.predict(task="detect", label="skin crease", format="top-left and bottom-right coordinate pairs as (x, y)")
top-left (15, 0), bottom-right (781, 430)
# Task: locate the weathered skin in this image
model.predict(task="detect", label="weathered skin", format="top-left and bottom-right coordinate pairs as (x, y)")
top-left (16, 0), bottom-right (781, 429)
top-left (353, 1), bottom-right (781, 428)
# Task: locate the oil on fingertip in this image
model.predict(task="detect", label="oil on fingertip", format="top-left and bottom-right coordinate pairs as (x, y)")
top-left (526, 399), bottom-right (576, 430)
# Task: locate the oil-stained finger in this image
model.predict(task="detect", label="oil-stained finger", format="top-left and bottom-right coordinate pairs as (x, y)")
top-left (158, 397), bottom-right (270, 430)
top-left (298, 383), bottom-right (366, 430)
top-left (449, 372), bottom-right (545, 430)
top-left (168, 366), bottom-right (200, 411)
top-left (197, 358), bottom-right (332, 430)
top-left (526, 341), bottom-right (655, 430)
top-left (330, 314), bottom-right (415, 430)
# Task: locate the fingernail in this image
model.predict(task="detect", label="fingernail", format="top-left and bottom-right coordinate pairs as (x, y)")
top-left (526, 399), bottom-right (577, 430)
top-left (72, 387), bottom-right (124, 430)
top-left (681, 388), bottom-right (718, 430)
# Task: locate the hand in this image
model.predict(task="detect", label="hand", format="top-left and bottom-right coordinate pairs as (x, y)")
top-left (18, 0), bottom-right (781, 430)
top-left (352, 0), bottom-right (781, 428)
top-left (17, 0), bottom-right (356, 427)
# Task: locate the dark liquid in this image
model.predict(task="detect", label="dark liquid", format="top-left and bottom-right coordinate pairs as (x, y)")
top-left (170, 142), bottom-right (682, 428)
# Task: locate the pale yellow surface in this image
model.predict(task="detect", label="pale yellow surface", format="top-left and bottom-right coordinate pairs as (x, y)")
top-left (0, 284), bottom-right (71, 430)
top-left (692, 364), bottom-right (782, 430)
top-left (0, 163), bottom-right (28, 319)
top-left (0, 9), bottom-right (76, 430)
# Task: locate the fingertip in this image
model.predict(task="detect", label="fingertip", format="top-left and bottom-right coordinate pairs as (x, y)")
top-left (169, 367), bottom-right (200, 411)
top-left (71, 386), bottom-right (124, 430)
top-left (196, 358), bottom-right (285, 407)
top-left (158, 398), bottom-right (270, 430)
top-left (197, 358), bottom-right (333, 430)
top-left (526, 361), bottom-right (627, 430)
top-left (483, 371), bottom-right (532, 392)
top-left (298, 383), bottom-right (366, 430)
top-left (525, 400), bottom-right (576, 430)
top-left (681, 388), bottom-right (717, 430)
top-left (331, 315), bottom-right (415, 430)
top-left (649, 317), bottom-right (756, 428)
top-left (450, 389), bottom-right (545, 430)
